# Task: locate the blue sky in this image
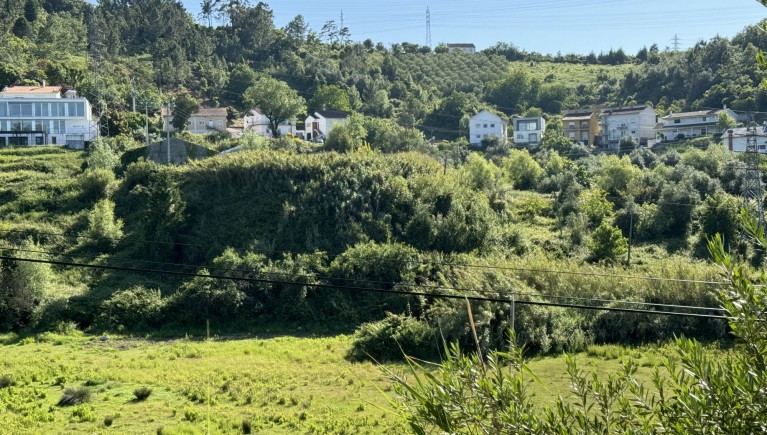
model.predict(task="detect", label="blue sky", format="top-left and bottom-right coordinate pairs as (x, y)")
top-left (95, 0), bottom-right (767, 54)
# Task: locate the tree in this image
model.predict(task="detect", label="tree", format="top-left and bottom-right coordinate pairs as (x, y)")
top-left (589, 222), bottom-right (628, 262)
top-left (716, 111), bottom-right (737, 130)
top-left (171, 93), bottom-right (200, 131)
top-left (243, 76), bottom-right (305, 138)
top-left (23, 0), bottom-right (37, 22)
top-left (308, 85), bottom-right (352, 113)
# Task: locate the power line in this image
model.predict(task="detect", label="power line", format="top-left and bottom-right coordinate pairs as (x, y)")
top-left (0, 253), bottom-right (728, 320)
top-left (0, 228), bottom-right (730, 289)
top-left (0, 245), bottom-right (725, 315)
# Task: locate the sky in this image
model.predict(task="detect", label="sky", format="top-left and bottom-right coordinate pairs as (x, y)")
top-left (92, 0), bottom-right (767, 55)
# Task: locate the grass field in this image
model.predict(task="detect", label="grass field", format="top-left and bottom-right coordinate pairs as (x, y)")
top-left (0, 332), bottom-right (672, 434)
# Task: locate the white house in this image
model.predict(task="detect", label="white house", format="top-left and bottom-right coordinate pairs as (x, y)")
top-left (512, 116), bottom-right (546, 146)
top-left (447, 43), bottom-right (476, 54)
top-left (243, 108), bottom-right (296, 137)
top-left (303, 110), bottom-right (351, 142)
top-left (723, 125), bottom-right (767, 153)
top-left (469, 110), bottom-right (507, 145)
top-left (162, 107), bottom-right (229, 136)
top-left (0, 85), bottom-right (95, 148)
top-left (655, 108), bottom-right (737, 141)
top-left (599, 105), bottom-right (658, 147)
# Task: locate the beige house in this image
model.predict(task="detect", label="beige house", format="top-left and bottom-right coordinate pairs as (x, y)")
top-left (162, 107), bottom-right (228, 135)
top-left (562, 109), bottom-right (600, 145)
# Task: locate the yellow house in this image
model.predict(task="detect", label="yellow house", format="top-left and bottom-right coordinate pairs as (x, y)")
top-left (561, 109), bottom-right (600, 145)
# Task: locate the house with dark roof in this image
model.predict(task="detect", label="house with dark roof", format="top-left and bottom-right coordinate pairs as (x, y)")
top-left (599, 105), bottom-right (658, 147)
top-left (303, 110), bottom-right (351, 142)
top-left (562, 109), bottom-right (600, 145)
top-left (655, 107), bottom-right (737, 142)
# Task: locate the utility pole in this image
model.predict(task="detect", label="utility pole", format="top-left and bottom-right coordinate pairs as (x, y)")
top-left (145, 102), bottom-right (150, 147)
top-left (131, 79), bottom-right (137, 113)
top-left (627, 205), bottom-right (634, 266)
top-left (165, 101), bottom-right (172, 164)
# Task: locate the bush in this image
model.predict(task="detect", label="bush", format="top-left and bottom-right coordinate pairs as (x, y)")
top-left (588, 222), bottom-right (628, 263)
top-left (0, 240), bottom-right (53, 331)
top-left (0, 375), bottom-right (15, 389)
top-left (78, 199), bottom-right (124, 250)
top-left (86, 138), bottom-right (119, 170)
top-left (57, 387), bottom-right (92, 406)
top-left (78, 169), bottom-right (116, 203)
top-left (502, 149), bottom-right (543, 190)
top-left (133, 386), bottom-right (152, 401)
top-left (97, 286), bottom-right (165, 331)
top-left (348, 313), bottom-right (439, 362)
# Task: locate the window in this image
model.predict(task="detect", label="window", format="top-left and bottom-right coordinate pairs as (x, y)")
top-left (476, 135), bottom-right (480, 139)
top-left (517, 133), bottom-right (524, 139)
top-left (52, 120), bottom-right (65, 134)
top-left (674, 119), bottom-right (680, 124)
top-left (483, 124), bottom-right (488, 128)
top-left (66, 102), bottom-right (84, 117)
top-left (51, 103), bottom-right (66, 116)
top-left (476, 123), bottom-right (480, 128)
top-left (760, 145), bottom-right (766, 150)
top-left (34, 103), bottom-right (48, 117)
top-left (631, 130), bottom-right (636, 134)
top-left (0, 103), bottom-right (6, 117)
top-left (51, 136), bottom-right (56, 145)
top-left (702, 117), bottom-right (707, 122)
top-left (490, 123), bottom-right (495, 128)
top-left (9, 103), bottom-right (33, 117)
top-left (568, 121), bottom-right (575, 127)
top-left (569, 132), bottom-right (576, 138)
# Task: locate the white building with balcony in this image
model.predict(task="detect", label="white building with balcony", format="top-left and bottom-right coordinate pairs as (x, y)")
top-left (655, 108), bottom-right (737, 142)
top-left (469, 110), bottom-right (507, 146)
top-left (599, 105), bottom-right (658, 147)
top-left (0, 86), bottom-right (95, 148)
top-left (512, 116), bottom-right (545, 146)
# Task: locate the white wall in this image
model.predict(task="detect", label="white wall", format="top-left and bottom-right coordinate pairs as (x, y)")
top-left (469, 111), bottom-right (506, 145)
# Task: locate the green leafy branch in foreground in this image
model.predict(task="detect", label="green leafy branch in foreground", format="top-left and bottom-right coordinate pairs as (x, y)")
top-left (385, 212), bottom-right (767, 434)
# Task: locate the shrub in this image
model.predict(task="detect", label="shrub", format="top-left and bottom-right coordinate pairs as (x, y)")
top-left (502, 149), bottom-right (543, 190)
top-left (57, 387), bottom-right (92, 406)
top-left (78, 169), bottom-right (116, 202)
top-left (78, 199), bottom-right (124, 250)
top-left (0, 375), bottom-right (15, 389)
top-left (0, 240), bottom-right (53, 331)
top-left (133, 386), bottom-right (152, 401)
top-left (97, 286), bottom-right (165, 331)
top-left (103, 415), bottom-right (114, 427)
top-left (86, 138), bottom-right (119, 170)
top-left (348, 313), bottom-right (439, 362)
top-left (588, 222), bottom-right (628, 263)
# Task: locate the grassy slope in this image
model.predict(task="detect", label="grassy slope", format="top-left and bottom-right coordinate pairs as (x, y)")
top-left (0, 334), bottom-right (666, 434)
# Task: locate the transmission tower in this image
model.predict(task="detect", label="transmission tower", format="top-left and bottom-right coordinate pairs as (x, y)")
top-left (88, 16), bottom-right (110, 140)
top-left (672, 34), bottom-right (680, 51)
top-left (426, 6), bottom-right (432, 49)
top-left (743, 122), bottom-right (765, 228)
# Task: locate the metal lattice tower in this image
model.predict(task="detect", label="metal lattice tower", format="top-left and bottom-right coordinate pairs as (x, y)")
top-left (743, 123), bottom-right (765, 228)
top-left (672, 34), bottom-right (680, 51)
top-left (426, 6), bottom-right (431, 49)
